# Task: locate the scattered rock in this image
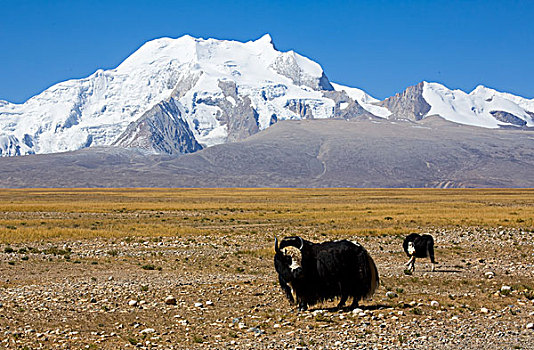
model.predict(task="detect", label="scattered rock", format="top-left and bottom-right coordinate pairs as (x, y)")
top-left (128, 300), bottom-right (137, 307)
top-left (501, 286), bottom-right (512, 295)
top-left (386, 291), bottom-right (398, 299)
top-left (430, 300), bottom-right (440, 308)
top-left (481, 308), bottom-right (489, 314)
top-left (352, 308), bottom-right (363, 315)
top-left (484, 271), bottom-right (495, 279)
top-left (164, 296), bottom-right (177, 305)
top-left (526, 323), bottom-right (533, 330)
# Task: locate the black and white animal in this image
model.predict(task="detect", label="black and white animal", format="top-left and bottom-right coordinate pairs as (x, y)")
top-left (403, 233), bottom-right (437, 272)
top-left (274, 236), bottom-right (379, 311)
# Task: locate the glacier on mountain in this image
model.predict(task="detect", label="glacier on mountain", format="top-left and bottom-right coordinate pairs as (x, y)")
top-left (422, 82), bottom-right (534, 128)
top-left (0, 34), bottom-right (533, 157)
top-left (0, 34), bottom-right (363, 156)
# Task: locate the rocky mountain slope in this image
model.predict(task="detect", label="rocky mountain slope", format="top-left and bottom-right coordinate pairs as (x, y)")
top-left (0, 118), bottom-right (532, 188)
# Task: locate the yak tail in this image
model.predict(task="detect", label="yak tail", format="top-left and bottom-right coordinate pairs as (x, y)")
top-left (364, 253), bottom-right (380, 300)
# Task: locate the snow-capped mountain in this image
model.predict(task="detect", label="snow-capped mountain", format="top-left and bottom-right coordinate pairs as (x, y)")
top-left (0, 34), bottom-right (533, 157)
top-left (379, 81), bottom-right (534, 128)
top-left (0, 34), bottom-right (385, 157)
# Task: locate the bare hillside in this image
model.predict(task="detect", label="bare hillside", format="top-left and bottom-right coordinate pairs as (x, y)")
top-left (0, 118), bottom-right (532, 188)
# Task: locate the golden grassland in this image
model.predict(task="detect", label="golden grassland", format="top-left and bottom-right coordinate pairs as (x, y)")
top-left (0, 188), bottom-right (532, 243)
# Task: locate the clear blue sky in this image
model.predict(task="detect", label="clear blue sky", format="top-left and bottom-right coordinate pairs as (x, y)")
top-left (1, 0), bottom-right (533, 103)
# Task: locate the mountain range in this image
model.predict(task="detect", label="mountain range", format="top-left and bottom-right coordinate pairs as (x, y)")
top-left (1, 34), bottom-right (533, 158)
top-left (0, 34), bottom-right (533, 188)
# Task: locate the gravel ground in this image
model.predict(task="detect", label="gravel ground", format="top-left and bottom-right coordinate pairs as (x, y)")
top-left (0, 227), bottom-right (533, 349)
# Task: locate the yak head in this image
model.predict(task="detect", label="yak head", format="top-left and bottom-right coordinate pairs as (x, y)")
top-left (274, 236), bottom-right (304, 280)
top-left (407, 241), bottom-right (416, 255)
top-left (274, 236), bottom-right (306, 304)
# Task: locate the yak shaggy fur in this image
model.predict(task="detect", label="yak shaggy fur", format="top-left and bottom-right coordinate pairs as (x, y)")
top-left (274, 236), bottom-right (379, 311)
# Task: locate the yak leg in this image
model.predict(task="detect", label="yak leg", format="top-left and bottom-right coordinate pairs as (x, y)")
top-left (428, 244), bottom-right (437, 271)
top-left (297, 303), bottom-right (307, 311)
top-left (297, 298), bottom-right (307, 311)
top-left (335, 281), bottom-right (348, 310)
top-left (349, 297), bottom-right (359, 310)
top-left (336, 294), bottom-right (348, 310)
top-left (406, 256), bottom-right (416, 272)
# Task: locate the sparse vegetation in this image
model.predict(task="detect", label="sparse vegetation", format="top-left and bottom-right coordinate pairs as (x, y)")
top-left (0, 188), bottom-right (532, 348)
top-left (0, 188), bottom-right (531, 244)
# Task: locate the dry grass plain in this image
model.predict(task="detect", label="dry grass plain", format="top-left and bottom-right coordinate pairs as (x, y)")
top-left (0, 188), bottom-right (533, 349)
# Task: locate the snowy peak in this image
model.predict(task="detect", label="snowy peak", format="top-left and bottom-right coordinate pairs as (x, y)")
top-left (376, 81), bottom-right (534, 128)
top-left (0, 34), bottom-right (347, 157)
top-left (422, 81), bottom-right (534, 128)
top-left (469, 85), bottom-right (534, 114)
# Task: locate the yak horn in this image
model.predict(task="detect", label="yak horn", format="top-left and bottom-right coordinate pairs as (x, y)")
top-left (274, 236), bottom-right (280, 253)
top-left (279, 236), bottom-right (305, 250)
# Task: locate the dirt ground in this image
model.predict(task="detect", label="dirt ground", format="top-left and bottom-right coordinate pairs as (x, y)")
top-left (1, 225), bottom-right (533, 349)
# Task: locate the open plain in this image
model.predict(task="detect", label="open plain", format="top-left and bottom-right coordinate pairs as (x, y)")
top-left (0, 188), bottom-right (533, 349)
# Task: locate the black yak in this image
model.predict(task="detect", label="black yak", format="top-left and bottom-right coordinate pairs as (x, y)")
top-left (403, 233), bottom-right (437, 272)
top-left (274, 236), bottom-right (379, 311)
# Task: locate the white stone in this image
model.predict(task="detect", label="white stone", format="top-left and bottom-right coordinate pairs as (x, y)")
top-left (351, 308), bottom-right (363, 315)
top-left (205, 300), bottom-right (214, 306)
top-left (526, 323), bottom-right (533, 330)
top-left (501, 285), bottom-right (512, 294)
top-left (128, 300), bottom-right (137, 307)
top-left (386, 291), bottom-right (398, 299)
top-left (194, 302), bottom-right (203, 308)
top-left (430, 300), bottom-right (440, 308)
top-left (140, 328), bottom-right (155, 334)
top-left (481, 307), bottom-right (489, 313)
